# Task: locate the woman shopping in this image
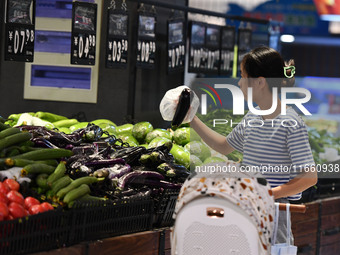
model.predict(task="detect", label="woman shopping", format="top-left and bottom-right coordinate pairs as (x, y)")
top-left (190, 46), bottom-right (318, 244)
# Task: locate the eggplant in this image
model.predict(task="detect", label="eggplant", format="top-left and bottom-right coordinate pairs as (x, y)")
top-left (85, 158), bottom-right (125, 167)
top-left (128, 178), bottom-right (182, 189)
top-left (171, 88), bottom-right (193, 130)
top-left (117, 170), bottom-right (164, 189)
top-left (157, 162), bottom-right (190, 179)
top-left (108, 164), bottom-right (131, 179)
top-left (110, 146), bottom-right (146, 164)
top-left (72, 145), bottom-right (96, 155)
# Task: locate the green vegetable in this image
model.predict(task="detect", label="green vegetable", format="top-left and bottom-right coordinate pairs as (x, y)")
top-left (184, 141), bottom-right (211, 162)
top-left (0, 128), bottom-right (20, 139)
top-left (116, 124), bottom-right (134, 134)
top-left (35, 112), bottom-right (68, 122)
top-left (53, 119), bottom-right (79, 128)
top-left (190, 155), bottom-right (203, 170)
top-left (63, 184), bottom-right (91, 204)
top-left (132, 121), bottom-right (153, 143)
top-left (58, 127), bottom-right (72, 134)
top-left (117, 133), bottom-right (139, 146)
top-left (0, 132), bottom-right (32, 151)
top-left (148, 137), bottom-right (172, 149)
top-left (11, 148), bottom-right (73, 160)
top-left (36, 173), bottom-right (50, 189)
top-left (69, 122), bottom-right (89, 132)
top-left (203, 156), bottom-right (226, 164)
top-left (51, 175), bottom-right (72, 195)
top-left (21, 163), bottom-right (56, 175)
top-left (90, 119), bottom-right (117, 127)
top-left (170, 144), bottom-right (190, 169)
top-left (145, 129), bottom-right (171, 143)
top-left (47, 161), bottom-right (66, 185)
top-left (173, 127), bottom-right (191, 146)
top-left (56, 176), bottom-right (100, 199)
top-left (97, 123), bottom-right (116, 137)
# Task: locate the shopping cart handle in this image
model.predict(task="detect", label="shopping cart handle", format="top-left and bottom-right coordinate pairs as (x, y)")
top-left (278, 203), bottom-right (306, 213)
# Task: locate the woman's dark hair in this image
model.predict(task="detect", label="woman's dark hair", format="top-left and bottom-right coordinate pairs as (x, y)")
top-left (241, 46), bottom-right (295, 90)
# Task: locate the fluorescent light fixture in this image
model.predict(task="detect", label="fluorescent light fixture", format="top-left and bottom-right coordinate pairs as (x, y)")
top-left (280, 34), bottom-right (295, 43)
top-left (320, 14), bottom-right (340, 22)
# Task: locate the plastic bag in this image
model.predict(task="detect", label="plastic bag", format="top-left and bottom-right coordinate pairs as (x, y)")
top-left (159, 85), bottom-right (199, 124)
top-left (271, 203), bottom-right (297, 255)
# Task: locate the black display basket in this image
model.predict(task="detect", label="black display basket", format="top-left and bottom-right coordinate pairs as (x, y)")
top-left (153, 189), bottom-right (180, 228)
top-left (68, 195), bottom-right (154, 245)
top-left (0, 208), bottom-right (71, 255)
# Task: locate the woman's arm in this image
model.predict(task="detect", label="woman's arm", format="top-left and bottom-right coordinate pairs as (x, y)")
top-left (272, 169), bottom-right (317, 199)
top-left (191, 115), bottom-right (235, 156)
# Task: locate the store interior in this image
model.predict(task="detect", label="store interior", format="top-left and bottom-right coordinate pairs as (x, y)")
top-left (0, 0), bottom-right (340, 254)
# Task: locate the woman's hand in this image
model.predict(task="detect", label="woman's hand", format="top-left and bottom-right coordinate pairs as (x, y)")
top-left (271, 167), bottom-right (318, 199)
top-left (190, 116), bottom-right (235, 156)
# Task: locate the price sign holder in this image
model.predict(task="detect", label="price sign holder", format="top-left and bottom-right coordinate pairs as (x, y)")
top-left (188, 21), bottom-right (207, 73)
top-left (71, 1), bottom-right (97, 65)
top-left (237, 25), bottom-right (252, 76)
top-left (205, 24), bottom-right (220, 74)
top-left (136, 4), bottom-right (157, 69)
top-left (4, 0), bottom-right (36, 62)
top-left (167, 12), bottom-right (186, 73)
top-left (219, 26), bottom-right (235, 76)
top-left (105, 0), bottom-right (129, 68)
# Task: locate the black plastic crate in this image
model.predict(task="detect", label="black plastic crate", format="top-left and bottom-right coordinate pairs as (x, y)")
top-left (68, 196), bottom-right (154, 244)
top-left (153, 189), bottom-right (180, 228)
top-left (0, 208), bottom-right (71, 255)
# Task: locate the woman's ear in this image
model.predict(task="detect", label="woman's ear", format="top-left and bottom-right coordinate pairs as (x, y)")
top-left (257, 77), bottom-right (267, 90)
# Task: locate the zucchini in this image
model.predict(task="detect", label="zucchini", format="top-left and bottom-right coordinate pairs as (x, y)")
top-left (63, 184), bottom-right (91, 204)
top-left (36, 173), bottom-right (50, 189)
top-left (47, 162), bottom-right (66, 185)
top-left (0, 132), bottom-right (32, 151)
top-left (11, 148), bottom-right (73, 160)
top-left (0, 128), bottom-right (20, 139)
top-left (21, 163), bottom-right (56, 176)
top-left (51, 175), bottom-right (72, 195)
top-left (7, 148), bottom-right (20, 157)
top-left (56, 176), bottom-right (100, 199)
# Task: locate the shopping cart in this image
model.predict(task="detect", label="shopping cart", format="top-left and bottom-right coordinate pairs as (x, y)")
top-left (170, 169), bottom-right (306, 255)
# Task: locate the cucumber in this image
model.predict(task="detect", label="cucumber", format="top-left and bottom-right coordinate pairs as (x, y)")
top-left (5, 158), bottom-right (59, 167)
top-left (0, 128), bottom-right (20, 139)
top-left (56, 176), bottom-right (100, 199)
top-left (36, 173), bottom-right (50, 189)
top-left (53, 119), bottom-right (79, 128)
top-left (63, 184), bottom-right (91, 204)
top-left (11, 148), bottom-right (73, 160)
top-left (0, 132), bottom-right (32, 151)
top-left (21, 163), bottom-right (56, 176)
top-left (0, 122), bottom-right (10, 130)
top-left (47, 162), bottom-right (66, 185)
top-left (51, 175), bottom-right (72, 195)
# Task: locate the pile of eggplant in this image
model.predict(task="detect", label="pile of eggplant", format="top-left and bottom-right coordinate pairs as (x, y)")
top-left (21, 124), bottom-right (189, 202)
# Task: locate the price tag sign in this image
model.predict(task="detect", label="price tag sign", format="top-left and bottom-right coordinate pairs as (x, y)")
top-left (106, 8), bottom-right (129, 68)
top-left (4, 0), bottom-right (36, 62)
top-left (205, 24), bottom-right (220, 74)
top-left (188, 21), bottom-right (207, 73)
top-left (71, 2), bottom-right (97, 65)
top-left (220, 26), bottom-right (235, 76)
top-left (237, 27), bottom-right (252, 75)
top-left (137, 13), bottom-right (156, 68)
top-left (167, 18), bottom-right (185, 73)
